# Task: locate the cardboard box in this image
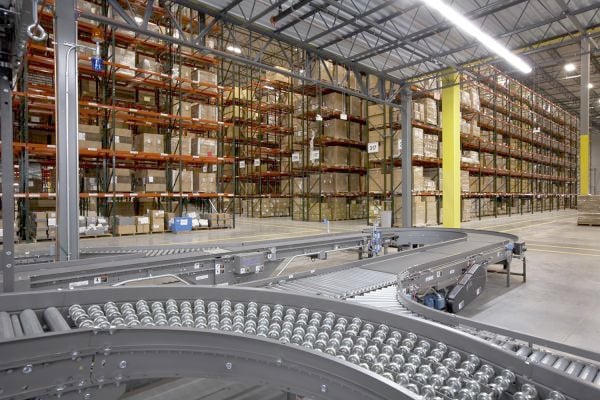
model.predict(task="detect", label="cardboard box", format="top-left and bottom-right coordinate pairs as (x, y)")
top-left (415, 98), bottom-right (438, 126)
top-left (170, 136), bottom-right (192, 155)
top-left (135, 216), bottom-right (150, 233)
top-left (192, 137), bottom-right (217, 157)
top-left (113, 47), bottom-right (135, 75)
top-left (193, 172), bottom-right (217, 193)
top-left (109, 168), bottom-right (132, 192)
top-left (134, 169), bottom-right (167, 192)
top-left (191, 103), bottom-right (217, 121)
top-left (149, 210), bottom-right (165, 232)
top-left (191, 69), bottom-right (218, 92)
top-left (171, 169), bottom-right (193, 192)
top-left (134, 133), bottom-right (163, 153)
top-left (323, 147), bottom-right (348, 167)
top-left (114, 225), bottom-right (136, 235)
top-left (172, 101), bottom-right (193, 118)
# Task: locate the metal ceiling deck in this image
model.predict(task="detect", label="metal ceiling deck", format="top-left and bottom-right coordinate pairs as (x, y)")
top-left (185, 0), bottom-right (600, 132)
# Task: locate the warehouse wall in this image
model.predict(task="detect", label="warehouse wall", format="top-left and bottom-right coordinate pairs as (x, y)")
top-left (591, 133), bottom-right (600, 194)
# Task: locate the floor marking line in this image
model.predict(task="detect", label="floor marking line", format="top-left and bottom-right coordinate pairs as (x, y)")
top-left (527, 248), bottom-right (600, 257)
top-left (526, 243), bottom-right (600, 252)
top-left (497, 217), bottom-right (575, 232)
top-left (475, 213), bottom-right (576, 230)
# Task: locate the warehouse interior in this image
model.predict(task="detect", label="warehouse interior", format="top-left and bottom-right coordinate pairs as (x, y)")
top-left (1, 1), bottom-right (600, 399)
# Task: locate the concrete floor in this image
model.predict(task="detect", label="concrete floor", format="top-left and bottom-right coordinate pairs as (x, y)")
top-left (13, 210), bottom-right (600, 353)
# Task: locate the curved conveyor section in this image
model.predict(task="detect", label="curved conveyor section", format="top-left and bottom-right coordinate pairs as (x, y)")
top-left (0, 285), bottom-right (598, 400)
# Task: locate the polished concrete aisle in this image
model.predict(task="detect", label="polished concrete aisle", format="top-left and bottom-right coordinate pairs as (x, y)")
top-left (461, 210), bottom-right (600, 353)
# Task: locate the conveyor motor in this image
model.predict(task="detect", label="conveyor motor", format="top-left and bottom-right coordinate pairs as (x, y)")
top-left (233, 252), bottom-right (265, 275)
top-left (446, 262), bottom-right (488, 313)
top-left (424, 291), bottom-right (446, 310)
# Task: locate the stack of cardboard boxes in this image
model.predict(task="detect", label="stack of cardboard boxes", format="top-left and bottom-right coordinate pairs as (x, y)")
top-left (134, 169), bottom-right (167, 192)
top-left (114, 215), bottom-right (136, 235)
top-left (171, 170), bottom-right (194, 192)
top-left (109, 168), bottom-right (133, 192)
top-left (192, 137), bottom-right (218, 157)
top-left (193, 172), bottom-right (217, 193)
top-left (78, 124), bottom-right (102, 149)
top-left (134, 132), bottom-right (164, 153)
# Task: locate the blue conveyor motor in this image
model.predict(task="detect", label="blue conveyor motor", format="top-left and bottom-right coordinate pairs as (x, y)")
top-left (424, 292), bottom-right (446, 310)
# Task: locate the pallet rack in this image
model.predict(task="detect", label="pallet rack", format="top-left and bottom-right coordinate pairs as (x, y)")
top-left (9, 1), bottom-right (235, 240)
top-left (5, 0), bottom-right (579, 242)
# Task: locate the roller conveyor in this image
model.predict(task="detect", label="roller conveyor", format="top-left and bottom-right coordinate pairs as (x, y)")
top-left (0, 228), bottom-right (598, 400)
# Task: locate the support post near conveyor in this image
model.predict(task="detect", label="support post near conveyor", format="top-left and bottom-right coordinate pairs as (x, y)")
top-left (580, 36), bottom-right (590, 196)
top-left (1, 70), bottom-right (15, 292)
top-left (401, 85), bottom-right (412, 227)
top-left (442, 70), bottom-right (461, 228)
top-left (54, 0), bottom-right (80, 260)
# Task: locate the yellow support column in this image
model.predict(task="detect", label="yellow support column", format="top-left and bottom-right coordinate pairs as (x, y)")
top-left (442, 71), bottom-right (461, 228)
top-left (580, 134), bottom-right (590, 195)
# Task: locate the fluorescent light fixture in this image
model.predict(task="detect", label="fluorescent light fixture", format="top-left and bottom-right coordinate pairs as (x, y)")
top-left (421, 0), bottom-right (532, 74)
top-left (226, 45), bottom-right (242, 54)
top-left (134, 16), bottom-right (143, 24)
top-left (589, 83), bottom-right (594, 89)
top-left (264, 85), bottom-right (275, 90)
top-left (564, 63), bottom-right (576, 72)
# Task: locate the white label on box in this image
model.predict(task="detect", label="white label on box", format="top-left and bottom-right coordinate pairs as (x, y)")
top-left (78, 132), bottom-right (85, 140)
top-left (68, 280), bottom-right (89, 290)
top-left (239, 160), bottom-right (246, 169)
top-left (194, 262), bottom-right (201, 269)
top-left (93, 277), bottom-right (102, 284)
top-left (195, 274), bottom-right (209, 281)
top-left (315, 114), bottom-right (323, 121)
top-left (115, 136), bottom-right (120, 143)
top-left (254, 158), bottom-right (261, 167)
top-left (340, 113), bottom-right (347, 120)
top-left (212, 164), bottom-right (217, 172)
top-left (138, 216), bottom-right (149, 224)
top-left (367, 142), bottom-right (379, 154)
top-left (292, 152), bottom-right (300, 162)
top-left (215, 263), bottom-right (222, 275)
top-left (148, 176), bottom-right (154, 183)
top-left (179, 219), bottom-right (188, 225)
top-left (310, 150), bottom-right (320, 161)
top-left (202, 165), bottom-right (208, 173)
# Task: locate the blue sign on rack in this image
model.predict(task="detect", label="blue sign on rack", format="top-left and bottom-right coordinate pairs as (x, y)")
top-left (91, 56), bottom-right (104, 72)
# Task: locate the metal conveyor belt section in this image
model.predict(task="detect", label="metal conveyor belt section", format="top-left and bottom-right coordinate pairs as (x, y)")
top-left (268, 268), bottom-right (396, 298)
top-left (348, 285), bottom-right (600, 387)
top-left (0, 228), bottom-right (598, 399)
top-left (0, 286), bottom-right (595, 400)
top-left (255, 229), bottom-right (600, 398)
